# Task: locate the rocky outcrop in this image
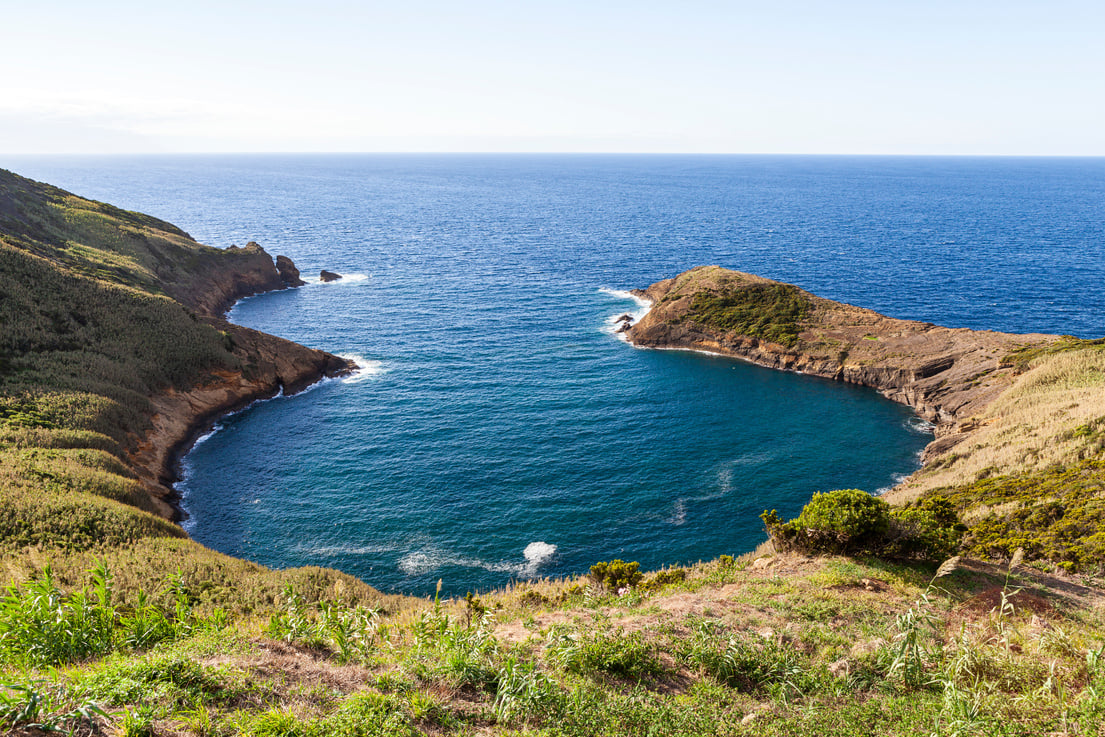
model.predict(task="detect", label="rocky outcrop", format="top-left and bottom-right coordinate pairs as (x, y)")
top-left (319, 269), bottom-right (342, 283)
top-left (276, 254), bottom-right (306, 287)
top-left (627, 266), bottom-right (1057, 467)
top-left (163, 241), bottom-right (290, 317)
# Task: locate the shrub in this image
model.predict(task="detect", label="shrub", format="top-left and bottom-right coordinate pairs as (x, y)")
top-left (588, 560), bottom-right (643, 592)
top-left (763, 488), bottom-right (890, 555)
top-left (763, 489), bottom-right (964, 560)
top-left (640, 567), bottom-right (687, 592)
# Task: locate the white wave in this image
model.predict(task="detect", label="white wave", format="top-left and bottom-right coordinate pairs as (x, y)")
top-left (399, 541), bottom-right (558, 579)
top-left (191, 424), bottom-right (223, 448)
top-left (876, 473), bottom-right (912, 495)
top-left (522, 541), bottom-right (558, 575)
top-left (599, 287), bottom-right (652, 342)
top-left (304, 272), bottom-right (370, 285)
top-left (907, 417), bottom-right (937, 434)
top-left (338, 354), bottom-right (391, 384)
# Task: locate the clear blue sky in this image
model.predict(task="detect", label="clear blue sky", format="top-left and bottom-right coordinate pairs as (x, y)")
top-left (2, 0), bottom-right (1102, 154)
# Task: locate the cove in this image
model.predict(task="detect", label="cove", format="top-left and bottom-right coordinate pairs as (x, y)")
top-left (178, 283), bottom-right (929, 596)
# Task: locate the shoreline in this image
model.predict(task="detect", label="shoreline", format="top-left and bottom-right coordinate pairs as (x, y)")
top-left (127, 274), bottom-right (356, 524)
top-left (624, 266), bottom-right (1058, 501)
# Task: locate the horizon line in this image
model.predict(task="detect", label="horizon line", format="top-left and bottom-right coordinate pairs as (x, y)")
top-left (3, 151), bottom-right (1104, 159)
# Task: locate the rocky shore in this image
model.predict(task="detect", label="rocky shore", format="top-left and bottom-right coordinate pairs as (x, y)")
top-left (128, 247), bottom-right (354, 520)
top-left (625, 266), bottom-right (1058, 494)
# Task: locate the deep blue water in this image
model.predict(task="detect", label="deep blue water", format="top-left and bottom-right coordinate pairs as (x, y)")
top-left (6, 155), bottom-right (1104, 595)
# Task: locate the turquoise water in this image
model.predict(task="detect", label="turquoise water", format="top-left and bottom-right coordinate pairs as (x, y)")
top-left (7, 155), bottom-right (1104, 595)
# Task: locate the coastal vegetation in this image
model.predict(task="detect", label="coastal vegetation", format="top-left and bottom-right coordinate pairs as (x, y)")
top-left (4, 170), bottom-right (1105, 735)
top-left (686, 283), bottom-right (810, 348)
top-left (4, 554), bottom-right (1105, 735)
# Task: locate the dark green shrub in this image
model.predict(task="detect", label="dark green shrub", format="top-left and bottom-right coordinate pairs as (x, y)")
top-left (885, 497), bottom-right (967, 560)
top-left (762, 488), bottom-right (890, 555)
top-left (763, 489), bottom-right (964, 560)
top-left (588, 559), bottom-right (643, 592)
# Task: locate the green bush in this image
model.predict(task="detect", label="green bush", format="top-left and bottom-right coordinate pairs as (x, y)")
top-left (763, 488), bottom-right (890, 555)
top-left (640, 567), bottom-right (687, 592)
top-left (588, 559), bottom-right (643, 592)
top-left (763, 489), bottom-right (964, 560)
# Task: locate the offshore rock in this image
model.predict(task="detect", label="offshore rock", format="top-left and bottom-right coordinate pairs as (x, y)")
top-left (319, 269), bottom-right (343, 282)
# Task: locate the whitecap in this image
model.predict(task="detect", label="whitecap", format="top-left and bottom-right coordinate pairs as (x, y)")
top-left (668, 499), bottom-right (687, 526)
top-left (521, 541), bottom-right (558, 575)
top-left (398, 541), bottom-right (557, 579)
top-left (907, 417), bottom-right (937, 435)
top-left (338, 354), bottom-right (391, 384)
top-left (191, 423), bottom-right (223, 448)
top-left (875, 473), bottom-right (912, 495)
top-left (302, 543), bottom-right (398, 557)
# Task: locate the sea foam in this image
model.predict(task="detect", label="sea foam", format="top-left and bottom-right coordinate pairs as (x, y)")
top-left (599, 287), bottom-right (652, 342)
top-left (398, 541), bottom-right (558, 579)
top-left (305, 272), bottom-right (370, 285)
top-left (338, 354), bottom-right (391, 384)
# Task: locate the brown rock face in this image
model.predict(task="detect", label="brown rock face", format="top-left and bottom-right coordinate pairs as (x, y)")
top-left (127, 243), bottom-right (354, 520)
top-left (164, 241), bottom-right (288, 317)
top-left (276, 254), bottom-right (306, 287)
top-left (627, 266), bottom-right (1057, 471)
top-left (319, 269), bottom-right (343, 282)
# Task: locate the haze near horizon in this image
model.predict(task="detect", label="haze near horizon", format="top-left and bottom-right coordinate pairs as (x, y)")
top-left (2, 0), bottom-right (1102, 156)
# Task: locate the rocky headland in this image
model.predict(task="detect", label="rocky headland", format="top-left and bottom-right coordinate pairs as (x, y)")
top-left (626, 266), bottom-right (1060, 498)
top-left (0, 167), bottom-right (354, 522)
top-left (131, 256), bottom-right (354, 520)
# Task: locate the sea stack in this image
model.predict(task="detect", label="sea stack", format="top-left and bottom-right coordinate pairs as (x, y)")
top-left (275, 254), bottom-right (306, 287)
top-left (319, 269), bottom-right (343, 282)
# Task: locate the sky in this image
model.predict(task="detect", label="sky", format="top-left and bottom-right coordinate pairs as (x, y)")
top-left (1, 0), bottom-right (1103, 155)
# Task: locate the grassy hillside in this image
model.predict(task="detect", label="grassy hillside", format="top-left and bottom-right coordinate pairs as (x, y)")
top-left (3, 172), bottom-right (1105, 735)
top-left (0, 168), bottom-right (401, 647)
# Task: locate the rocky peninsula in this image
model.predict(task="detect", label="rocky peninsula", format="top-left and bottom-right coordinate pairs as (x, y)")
top-left (625, 266), bottom-right (1064, 500)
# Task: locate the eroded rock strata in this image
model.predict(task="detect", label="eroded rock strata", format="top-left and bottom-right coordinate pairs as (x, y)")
top-left (627, 266), bottom-right (1057, 472)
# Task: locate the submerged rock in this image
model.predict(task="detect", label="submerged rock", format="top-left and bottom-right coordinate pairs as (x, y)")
top-left (319, 270), bottom-right (343, 282)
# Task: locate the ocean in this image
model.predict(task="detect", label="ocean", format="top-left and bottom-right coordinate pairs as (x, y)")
top-left (7, 154), bottom-right (1104, 595)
